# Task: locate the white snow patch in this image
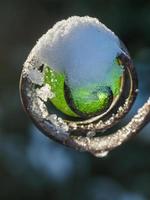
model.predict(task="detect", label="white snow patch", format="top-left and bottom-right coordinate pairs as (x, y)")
top-left (36, 84), bottom-right (55, 101)
top-left (31, 16), bottom-right (124, 87)
top-left (28, 68), bottom-right (44, 85)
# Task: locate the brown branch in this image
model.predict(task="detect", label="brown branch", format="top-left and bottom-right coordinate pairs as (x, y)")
top-left (20, 76), bottom-right (150, 158)
top-left (66, 98), bottom-right (150, 157)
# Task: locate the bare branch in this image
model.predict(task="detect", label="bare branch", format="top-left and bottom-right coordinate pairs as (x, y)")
top-left (69, 98), bottom-right (150, 157)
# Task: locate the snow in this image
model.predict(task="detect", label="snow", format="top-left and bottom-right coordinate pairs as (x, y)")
top-left (31, 16), bottom-right (124, 88)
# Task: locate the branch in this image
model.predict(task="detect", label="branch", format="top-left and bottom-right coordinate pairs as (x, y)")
top-left (68, 98), bottom-right (150, 157)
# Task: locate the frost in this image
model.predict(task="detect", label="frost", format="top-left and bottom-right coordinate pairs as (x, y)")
top-left (28, 68), bottom-right (44, 85)
top-left (36, 84), bottom-right (55, 102)
top-left (48, 114), bottom-right (69, 132)
top-left (86, 131), bottom-right (96, 138)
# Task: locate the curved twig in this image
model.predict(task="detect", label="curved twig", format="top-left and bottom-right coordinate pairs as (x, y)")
top-left (20, 75), bottom-right (150, 157)
top-left (67, 98), bottom-right (150, 157)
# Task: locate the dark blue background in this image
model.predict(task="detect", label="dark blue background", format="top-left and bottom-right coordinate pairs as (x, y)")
top-left (0, 0), bottom-right (150, 199)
